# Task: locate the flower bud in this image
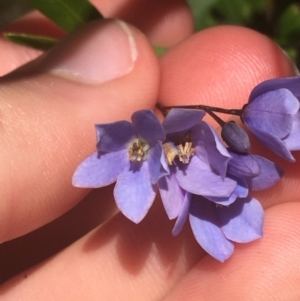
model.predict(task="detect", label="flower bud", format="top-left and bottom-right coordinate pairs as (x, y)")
top-left (221, 121), bottom-right (250, 153)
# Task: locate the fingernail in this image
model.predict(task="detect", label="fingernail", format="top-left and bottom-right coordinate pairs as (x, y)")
top-left (40, 20), bottom-right (138, 84)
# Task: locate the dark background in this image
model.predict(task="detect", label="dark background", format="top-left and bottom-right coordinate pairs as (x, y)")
top-left (0, 0), bottom-right (32, 28)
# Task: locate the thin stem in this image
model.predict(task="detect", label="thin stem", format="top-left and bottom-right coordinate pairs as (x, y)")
top-left (205, 109), bottom-right (225, 127)
top-left (155, 103), bottom-right (168, 117)
top-left (157, 103), bottom-right (243, 116)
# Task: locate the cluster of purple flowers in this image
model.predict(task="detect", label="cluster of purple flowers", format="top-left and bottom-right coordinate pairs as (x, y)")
top-left (72, 77), bottom-right (300, 262)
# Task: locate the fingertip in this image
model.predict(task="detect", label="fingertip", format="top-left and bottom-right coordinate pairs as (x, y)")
top-left (93, 0), bottom-right (194, 47)
top-left (159, 25), bottom-right (297, 108)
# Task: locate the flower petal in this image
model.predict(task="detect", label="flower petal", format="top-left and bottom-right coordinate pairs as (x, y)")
top-left (172, 192), bottom-right (191, 236)
top-left (227, 151), bottom-right (261, 178)
top-left (249, 77), bottom-right (300, 102)
top-left (72, 150), bottom-right (128, 188)
top-left (192, 121), bottom-right (231, 179)
top-left (243, 89), bottom-right (299, 138)
top-left (132, 110), bottom-right (165, 143)
top-left (114, 161), bottom-right (156, 223)
top-left (147, 142), bottom-right (168, 184)
top-left (158, 168), bottom-right (185, 220)
top-left (160, 144), bottom-right (170, 174)
top-left (247, 155), bottom-right (284, 191)
top-left (245, 123), bottom-right (295, 161)
top-left (205, 177), bottom-right (248, 205)
top-left (216, 196), bottom-right (264, 243)
top-left (176, 156), bottom-right (237, 197)
top-left (189, 196), bottom-right (234, 262)
top-left (96, 121), bottom-right (135, 152)
top-left (284, 111), bottom-right (300, 151)
top-left (162, 108), bottom-right (205, 134)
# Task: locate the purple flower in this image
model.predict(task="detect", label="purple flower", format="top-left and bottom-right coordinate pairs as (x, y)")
top-left (161, 108), bottom-right (237, 197)
top-left (242, 78), bottom-right (300, 161)
top-left (189, 195), bottom-right (264, 262)
top-left (72, 110), bottom-right (167, 223)
top-left (160, 177), bottom-right (264, 262)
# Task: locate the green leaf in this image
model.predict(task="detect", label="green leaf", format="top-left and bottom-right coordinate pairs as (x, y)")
top-left (276, 4), bottom-right (300, 40)
top-left (154, 46), bottom-right (168, 57)
top-left (25, 0), bottom-right (103, 32)
top-left (187, 0), bottom-right (219, 30)
top-left (4, 32), bottom-right (58, 51)
top-left (187, 0), bottom-right (268, 31)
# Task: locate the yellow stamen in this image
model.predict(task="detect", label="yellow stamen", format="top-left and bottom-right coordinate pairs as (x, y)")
top-left (177, 142), bottom-right (195, 164)
top-left (129, 139), bottom-right (149, 161)
top-left (163, 142), bottom-right (178, 165)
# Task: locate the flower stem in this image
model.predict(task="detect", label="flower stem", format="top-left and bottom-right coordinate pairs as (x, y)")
top-left (156, 103), bottom-right (243, 116)
top-left (205, 109), bottom-right (225, 127)
top-left (156, 103), bottom-right (168, 116)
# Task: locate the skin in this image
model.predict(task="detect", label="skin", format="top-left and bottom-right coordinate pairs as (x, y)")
top-left (0, 0), bottom-right (300, 300)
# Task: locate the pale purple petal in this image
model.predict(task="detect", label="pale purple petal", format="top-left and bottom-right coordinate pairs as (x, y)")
top-left (192, 121), bottom-right (231, 179)
top-left (162, 108), bottom-right (205, 134)
top-left (249, 77), bottom-right (300, 102)
top-left (160, 144), bottom-right (170, 174)
top-left (245, 123), bottom-right (295, 161)
top-left (247, 155), bottom-right (284, 191)
top-left (175, 156), bottom-right (237, 197)
top-left (95, 121), bottom-right (135, 152)
top-left (216, 196), bottom-right (264, 243)
top-left (172, 192), bottom-right (191, 236)
top-left (204, 193), bottom-right (238, 206)
top-left (205, 177), bottom-right (248, 205)
top-left (147, 142), bottom-right (168, 184)
top-left (132, 110), bottom-right (165, 143)
top-left (72, 150), bottom-right (128, 188)
top-left (243, 89), bottom-right (299, 138)
top-left (284, 111), bottom-right (300, 151)
top-left (114, 161), bottom-right (156, 223)
top-left (189, 196), bottom-right (234, 262)
top-left (227, 151), bottom-right (261, 178)
top-left (158, 169), bottom-right (185, 219)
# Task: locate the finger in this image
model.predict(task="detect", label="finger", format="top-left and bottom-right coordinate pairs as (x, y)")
top-left (0, 19), bottom-right (159, 243)
top-left (0, 187), bottom-right (117, 284)
top-left (162, 202), bottom-right (300, 301)
top-left (0, 1), bottom-right (193, 75)
top-left (92, 0), bottom-right (194, 46)
top-left (0, 200), bottom-right (204, 300)
top-left (159, 25), bottom-right (297, 109)
top-left (159, 25), bottom-right (300, 209)
top-left (0, 26), bottom-right (296, 299)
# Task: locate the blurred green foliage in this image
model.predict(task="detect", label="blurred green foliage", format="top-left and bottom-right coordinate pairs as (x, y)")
top-left (187, 0), bottom-right (300, 66)
top-left (3, 0), bottom-right (300, 66)
top-left (25, 0), bottom-right (102, 32)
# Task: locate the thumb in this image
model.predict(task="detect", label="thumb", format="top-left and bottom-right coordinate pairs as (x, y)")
top-left (0, 19), bottom-right (159, 243)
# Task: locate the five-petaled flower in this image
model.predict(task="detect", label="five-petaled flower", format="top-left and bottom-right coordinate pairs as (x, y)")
top-left (72, 110), bottom-right (168, 223)
top-left (160, 108), bottom-right (237, 198)
top-left (242, 77), bottom-right (300, 161)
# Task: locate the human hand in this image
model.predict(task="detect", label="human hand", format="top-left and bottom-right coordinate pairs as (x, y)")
top-left (0, 1), bottom-right (300, 300)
